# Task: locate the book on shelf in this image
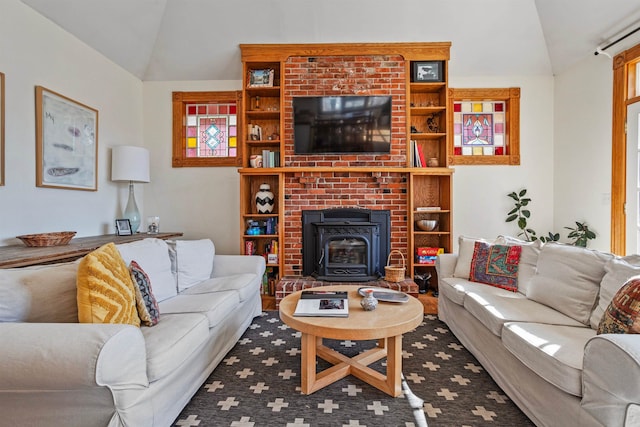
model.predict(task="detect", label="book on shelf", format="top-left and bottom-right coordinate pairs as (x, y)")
top-left (416, 206), bottom-right (441, 211)
top-left (293, 290), bottom-right (349, 317)
top-left (416, 142), bottom-right (427, 168)
top-left (259, 149), bottom-right (280, 168)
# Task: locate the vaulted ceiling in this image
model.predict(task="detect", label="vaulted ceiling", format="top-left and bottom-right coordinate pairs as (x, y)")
top-left (20, 0), bottom-right (640, 81)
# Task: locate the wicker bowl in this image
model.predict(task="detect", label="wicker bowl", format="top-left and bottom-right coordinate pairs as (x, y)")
top-left (16, 231), bottom-right (77, 247)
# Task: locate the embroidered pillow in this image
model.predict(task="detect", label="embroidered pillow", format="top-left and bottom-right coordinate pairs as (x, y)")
top-left (469, 241), bottom-right (522, 292)
top-left (597, 276), bottom-right (640, 334)
top-left (76, 243), bottom-right (140, 326)
top-left (130, 260), bottom-right (160, 326)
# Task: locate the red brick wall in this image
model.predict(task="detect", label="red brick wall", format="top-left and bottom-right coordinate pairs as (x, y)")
top-left (281, 55), bottom-right (409, 277)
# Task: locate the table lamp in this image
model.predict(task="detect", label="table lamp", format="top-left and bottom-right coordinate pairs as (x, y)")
top-left (111, 146), bottom-right (150, 233)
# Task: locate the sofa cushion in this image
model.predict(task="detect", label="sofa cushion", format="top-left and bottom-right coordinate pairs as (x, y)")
top-left (117, 239), bottom-right (176, 302)
top-left (130, 260), bottom-right (160, 327)
top-left (181, 273), bottom-right (259, 302)
top-left (590, 255), bottom-right (640, 329)
top-left (172, 239), bottom-right (215, 292)
top-left (470, 242), bottom-right (522, 291)
top-left (158, 290), bottom-right (240, 328)
top-left (0, 261), bottom-right (79, 323)
top-left (497, 235), bottom-right (542, 295)
top-left (502, 322), bottom-right (596, 396)
top-left (597, 276), bottom-right (640, 334)
top-left (77, 243), bottom-right (140, 326)
top-left (526, 243), bottom-right (613, 325)
top-left (141, 313), bottom-right (209, 382)
top-left (453, 235), bottom-right (500, 279)
top-left (439, 277), bottom-right (512, 306)
top-left (463, 290), bottom-right (584, 336)
top-left (0, 274), bottom-right (30, 322)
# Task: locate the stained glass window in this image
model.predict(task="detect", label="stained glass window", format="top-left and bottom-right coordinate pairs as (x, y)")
top-left (453, 101), bottom-right (506, 156)
top-left (173, 91), bottom-right (242, 167)
top-left (448, 88), bottom-right (520, 165)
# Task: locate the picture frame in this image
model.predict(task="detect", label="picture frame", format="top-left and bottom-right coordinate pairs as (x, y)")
top-left (0, 72), bottom-right (4, 186)
top-left (248, 69), bottom-right (274, 88)
top-left (412, 61), bottom-right (443, 82)
top-left (35, 86), bottom-right (98, 191)
top-left (115, 219), bottom-right (133, 236)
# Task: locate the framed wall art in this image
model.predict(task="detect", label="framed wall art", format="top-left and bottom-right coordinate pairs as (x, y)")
top-left (412, 61), bottom-right (443, 82)
top-left (35, 86), bottom-right (98, 191)
top-left (248, 69), bottom-right (274, 87)
top-left (0, 72), bottom-right (4, 186)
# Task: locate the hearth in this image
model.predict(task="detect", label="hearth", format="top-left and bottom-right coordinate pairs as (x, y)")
top-left (302, 208), bottom-right (390, 281)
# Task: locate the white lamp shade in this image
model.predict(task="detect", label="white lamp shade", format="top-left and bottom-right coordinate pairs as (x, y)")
top-left (111, 146), bottom-right (150, 182)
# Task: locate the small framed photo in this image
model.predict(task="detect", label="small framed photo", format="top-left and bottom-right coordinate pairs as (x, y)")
top-left (115, 219), bottom-right (132, 236)
top-left (412, 61), bottom-right (443, 82)
top-left (248, 69), bottom-right (274, 87)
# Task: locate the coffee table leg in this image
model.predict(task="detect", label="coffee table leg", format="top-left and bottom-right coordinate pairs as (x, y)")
top-left (386, 334), bottom-right (403, 397)
top-left (300, 332), bottom-right (317, 394)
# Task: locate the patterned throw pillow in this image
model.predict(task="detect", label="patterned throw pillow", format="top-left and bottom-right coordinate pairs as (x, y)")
top-left (76, 243), bottom-right (140, 326)
top-left (469, 241), bottom-right (522, 292)
top-left (130, 260), bottom-right (160, 326)
top-left (597, 276), bottom-right (640, 334)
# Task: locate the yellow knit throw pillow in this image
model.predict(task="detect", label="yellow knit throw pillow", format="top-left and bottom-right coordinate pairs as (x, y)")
top-left (77, 243), bottom-right (140, 326)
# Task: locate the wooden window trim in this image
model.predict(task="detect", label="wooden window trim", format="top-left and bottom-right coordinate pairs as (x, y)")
top-left (611, 44), bottom-right (640, 254)
top-left (447, 87), bottom-right (520, 165)
top-left (172, 91), bottom-right (243, 167)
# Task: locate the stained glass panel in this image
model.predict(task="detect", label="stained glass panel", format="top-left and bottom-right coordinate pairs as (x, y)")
top-left (184, 101), bottom-right (237, 158)
top-left (453, 100), bottom-right (508, 156)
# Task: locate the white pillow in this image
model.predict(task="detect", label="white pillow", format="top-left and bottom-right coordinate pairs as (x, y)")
top-left (526, 243), bottom-right (613, 325)
top-left (117, 239), bottom-right (177, 302)
top-left (174, 239), bottom-right (215, 292)
top-left (453, 235), bottom-right (502, 279)
top-left (589, 255), bottom-right (640, 329)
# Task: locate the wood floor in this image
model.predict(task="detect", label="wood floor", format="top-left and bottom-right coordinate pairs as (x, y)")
top-left (261, 291), bottom-right (438, 315)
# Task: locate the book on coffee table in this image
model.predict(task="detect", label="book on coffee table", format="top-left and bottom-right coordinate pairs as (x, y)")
top-left (294, 290), bottom-right (349, 317)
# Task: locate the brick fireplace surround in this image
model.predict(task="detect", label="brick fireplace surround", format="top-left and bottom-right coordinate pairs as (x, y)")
top-left (273, 53), bottom-right (420, 304)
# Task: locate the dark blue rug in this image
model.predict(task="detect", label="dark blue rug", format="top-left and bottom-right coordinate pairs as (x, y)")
top-left (173, 311), bottom-right (534, 426)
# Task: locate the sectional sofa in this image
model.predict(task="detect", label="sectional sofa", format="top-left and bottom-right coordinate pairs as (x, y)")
top-left (436, 236), bottom-right (640, 427)
top-left (0, 238), bottom-right (265, 427)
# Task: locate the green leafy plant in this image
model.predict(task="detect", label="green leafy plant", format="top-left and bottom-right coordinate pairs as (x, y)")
top-left (505, 188), bottom-right (596, 246)
top-left (565, 222), bottom-right (597, 247)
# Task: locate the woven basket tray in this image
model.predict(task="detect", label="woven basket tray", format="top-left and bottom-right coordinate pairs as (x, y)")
top-left (384, 250), bottom-right (406, 282)
top-left (16, 231), bottom-right (77, 247)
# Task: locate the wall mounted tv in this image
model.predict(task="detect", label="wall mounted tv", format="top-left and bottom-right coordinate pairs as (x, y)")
top-left (293, 95), bottom-right (392, 154)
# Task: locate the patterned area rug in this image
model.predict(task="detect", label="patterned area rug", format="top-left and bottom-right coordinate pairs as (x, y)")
top-left (173, 311), bottom-right (534, 427)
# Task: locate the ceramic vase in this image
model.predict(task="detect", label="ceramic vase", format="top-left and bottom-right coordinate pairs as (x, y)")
top-left (360, 289), bottom-right (378, 311)
top-left (255, 183), bottom-right (275, 214)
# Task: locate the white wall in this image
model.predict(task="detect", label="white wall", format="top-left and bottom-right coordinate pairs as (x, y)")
top-left (142, 81), bottom-right (243, 254)
top-left (0, 0), bottom-right (617, 255)
top-left (0, 0), bottom-right (143, 245)
top-left (447, 75), bottom-right (555, 251)
top-left (554, 55), bottom-right (613, 252)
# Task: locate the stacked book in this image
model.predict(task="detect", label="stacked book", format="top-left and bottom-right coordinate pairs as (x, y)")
top-left (293, 290), bottom-right (349, 317)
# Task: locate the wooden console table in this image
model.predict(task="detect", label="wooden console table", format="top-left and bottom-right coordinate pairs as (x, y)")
top-left (0, 232), bottom-right (183, 268)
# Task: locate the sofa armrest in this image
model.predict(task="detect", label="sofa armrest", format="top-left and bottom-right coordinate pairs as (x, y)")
top-left (0, 323), bottom-right (148, 391)
top-left (435, 253), bottom-right (458, 279)
top-left (582, 334), bottom-right (640, 427)
top-left (211, 254), bottom-right (266, 278)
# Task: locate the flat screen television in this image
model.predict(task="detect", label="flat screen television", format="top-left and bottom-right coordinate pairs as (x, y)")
top-left (293, 95), bottom-right (392, 154)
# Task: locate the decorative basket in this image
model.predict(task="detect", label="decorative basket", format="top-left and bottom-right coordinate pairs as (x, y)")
top-left (384, 250), bottom-right (406, 282)
top-left (16, 231), bottom-right (77, 247)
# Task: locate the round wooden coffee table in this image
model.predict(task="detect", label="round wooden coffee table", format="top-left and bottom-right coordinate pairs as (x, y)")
top-left (279, 285), bottom-right (424, 397)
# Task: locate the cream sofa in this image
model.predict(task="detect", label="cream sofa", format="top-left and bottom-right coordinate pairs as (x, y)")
top-left (0, 238), bottom-right (265, 427)
top-left (436, 236), bottom-right (640, 427)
